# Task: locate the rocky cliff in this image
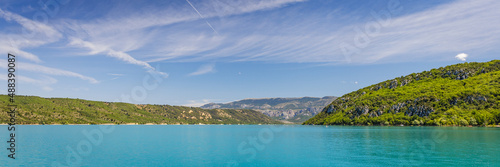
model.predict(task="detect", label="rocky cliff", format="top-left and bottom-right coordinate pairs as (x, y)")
top-left (305, 60), bottom-right (500, 126)
top-left (201, 96), bottom-right (337, 123)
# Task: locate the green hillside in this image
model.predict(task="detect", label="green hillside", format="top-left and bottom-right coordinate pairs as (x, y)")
top-left (0, 96), bottom-right (279, 125)
top-left (304, 60), bottom-right (500, 126)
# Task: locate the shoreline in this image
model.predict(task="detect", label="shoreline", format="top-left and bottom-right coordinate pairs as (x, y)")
top-left (1, 123), bottom-right (498, 127)
top-left (306, 124), bottom-right (500, 128)
top-left (0, 123), bottom-right (284, 125)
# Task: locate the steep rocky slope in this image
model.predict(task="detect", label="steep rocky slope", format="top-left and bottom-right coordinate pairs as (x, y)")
top-left (304, 60), bottom-right (500, 126)
top-left (202, 96), bottom-right (336, 123)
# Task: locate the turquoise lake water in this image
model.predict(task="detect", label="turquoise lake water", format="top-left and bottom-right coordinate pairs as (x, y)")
top-left (0, 125), bottom-right (499, 166)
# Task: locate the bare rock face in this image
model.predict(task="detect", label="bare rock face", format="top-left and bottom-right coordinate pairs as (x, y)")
top-left (406, 105), bottom-right (434, 117)
top-left (201, 96), bottom-right (337, 123)
top-left (465, 95), bottom-right (488, 103)
top-left (390, 103), bottom-right (407, 114)
top-left (367, 65), bottom-right (491, 93)
top-left (449, 95), bottom-right (488, 105)
top-left (354, 106), bottom-right (370, 116)
top-left (259, 107), bottom-right (323, 119)
top-left (329, 92), bottom-right (492, 119)
top-left (326, 105), bottom-right (336, 113)
top-left (389, 79), bottom-right (398, 89)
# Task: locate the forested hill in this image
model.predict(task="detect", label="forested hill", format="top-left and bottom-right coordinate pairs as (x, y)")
top-left (0, 96), bottom-right (279, 125)
top-left (304, 60), bottom-right (500, 126)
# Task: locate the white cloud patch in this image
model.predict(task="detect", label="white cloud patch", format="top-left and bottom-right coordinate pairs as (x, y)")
top-left (183, 99), bottom-right (213, 107)
top-left (68, 38), bottom-right (169, 78)
top-left (0, 44), bottom-right (42, 63)
top-left (108, 73), bottom-right (125, 76)
top-left (189, 63), bottom-right (216, 76)
top-left (455, 53), bottom-right (468, 61)
top-left (0, 9), bottom-right (61, 39)
top-left (108, 73), bottom-right (125, 80)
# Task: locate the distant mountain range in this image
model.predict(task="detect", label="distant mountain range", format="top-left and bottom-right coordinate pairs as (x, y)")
top-left (305, 60), bottom-right (500, 126)
top-left (201, 96), bottom-right (337, 123)
top-left (0, 96), bottom-right (279, 125)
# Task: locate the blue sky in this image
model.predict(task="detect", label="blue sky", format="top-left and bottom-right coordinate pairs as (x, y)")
top-left (0, 0), bottom-right (499, 106)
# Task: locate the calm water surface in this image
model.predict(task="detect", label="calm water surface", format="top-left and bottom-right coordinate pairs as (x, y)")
top-left (0, 125), bottom-right (498, 166)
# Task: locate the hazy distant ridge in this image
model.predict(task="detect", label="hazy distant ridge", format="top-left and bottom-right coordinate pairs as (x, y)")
top-left (201, 96), bottom-right (337, 123)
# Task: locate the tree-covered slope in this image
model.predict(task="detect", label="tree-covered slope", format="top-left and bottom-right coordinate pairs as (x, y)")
top-left (0, 96), bottom-right (280, 125)
top-left (304, 60), bottom-right (500, 126)
top-left (201, 96), bottom-right (336, 123)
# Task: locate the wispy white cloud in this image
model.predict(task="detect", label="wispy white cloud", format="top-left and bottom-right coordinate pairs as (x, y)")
top-left (108, 73), bottom-right (125, 80)
top-left (3, 0), bottom-right (499, 73)
top-left (0, 8), bottom-right (101, 90)
top-left (140, 0), bottom-right (500, 64)
top-left (0, 0), bottom-right (308, 94)
top-left (108, 73), bottom-right (124, 76)
top-left (0, 44), bottom-right (41, 62)
top-left (65, 0), bottom-right (306, 37)
top-left (189, 63), bottom-right (216, 76)
top-left (185, 0), bottom-right (219, 35)
top-left (68, 38), bottom-right (169, 78)
top-left (0, 8), bottom-right (62, 63)
top-left (351, 0), bottom-right (500, 63)
top-left (0, 8), bottom-right (61, 40)
top-left (56, 0), bottom-right (307, 64)
top-left (20, 75), bottom-right (58, 85)
top-left (0, 59), bottom-right (99, 84)
top-left (455, 53), bottom-right (468, 61)
top-left (21, 63), bottom-right (99, 84)
top-left (0, 75), bottom-right (57, 92)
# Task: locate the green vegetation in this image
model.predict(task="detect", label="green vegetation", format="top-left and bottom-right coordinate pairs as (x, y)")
top-left (0, 96), bottom-right (280, 125)
top-left (304, 60), bottom-right (500, 126)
